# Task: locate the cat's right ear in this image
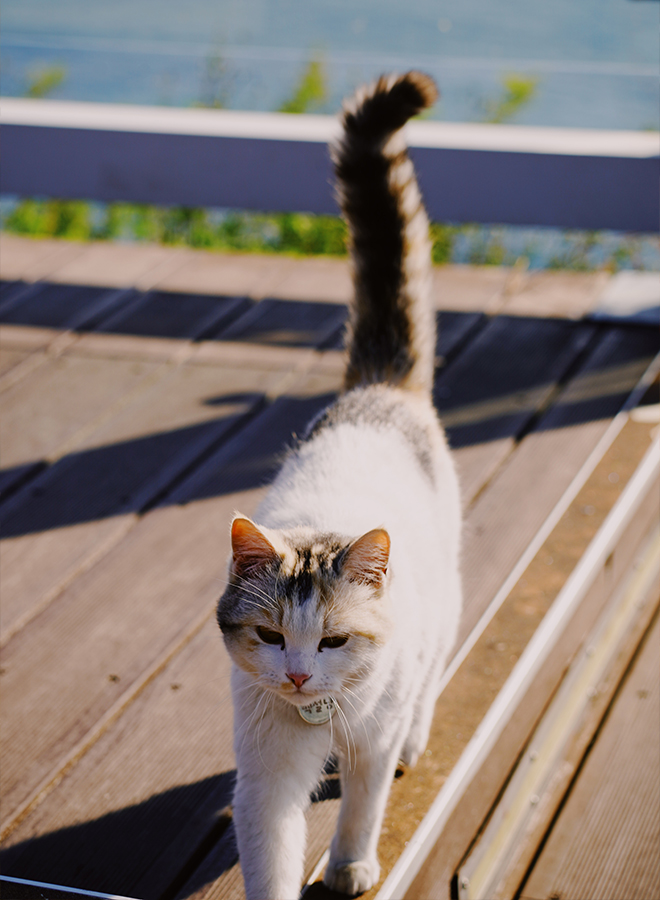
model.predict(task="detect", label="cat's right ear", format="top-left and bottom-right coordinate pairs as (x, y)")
top-left (230, 516), bottom-right (279, 579)
top-left (343, 528), bottom-right (390, 586)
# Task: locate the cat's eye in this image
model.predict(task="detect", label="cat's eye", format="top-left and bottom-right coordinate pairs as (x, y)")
top-left (318, 635), bottom-right (349, 651)
top-left (256, 626), bottom-right (285, 647)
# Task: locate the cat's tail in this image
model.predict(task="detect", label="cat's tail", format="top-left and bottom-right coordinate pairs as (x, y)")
top-left (332, 71), bottom-right (438, 394)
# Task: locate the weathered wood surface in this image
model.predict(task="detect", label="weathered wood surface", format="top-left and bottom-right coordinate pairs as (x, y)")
top-left (401, 415), bottom-right (660, 900)
top-left (0, 236), bottom-right (657, 900)
top-left (521, 611), bottom-right (660, 900)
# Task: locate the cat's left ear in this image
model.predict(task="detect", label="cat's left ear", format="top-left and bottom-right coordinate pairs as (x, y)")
top-left (343, 528), bottom-right (390, 586)
top-left (230, 516), bottom-right (280, 579)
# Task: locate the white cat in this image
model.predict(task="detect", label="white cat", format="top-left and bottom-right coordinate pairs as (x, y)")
top-left (217, 71), bottom-right (462, 900)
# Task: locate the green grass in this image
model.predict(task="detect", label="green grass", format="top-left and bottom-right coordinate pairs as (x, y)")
top-left (3, 200), bottom-right (351, 257)
top-left (2, 198), bottom-right (656, 272)
top-left (481, 74), bottom-right (539, 124)
top-left (1, 199), bottom-right (465, 264)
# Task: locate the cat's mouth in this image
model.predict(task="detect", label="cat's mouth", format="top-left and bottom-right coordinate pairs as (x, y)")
top-left (278, 684), bottom-right (325, 705)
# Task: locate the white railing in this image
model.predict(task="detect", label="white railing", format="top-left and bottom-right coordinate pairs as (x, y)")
top-left (1, 97), bottom-right (658, 231)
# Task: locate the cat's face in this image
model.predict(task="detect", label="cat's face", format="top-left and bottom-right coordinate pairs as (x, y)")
top-left (217, 517), bottom-right (393, 705)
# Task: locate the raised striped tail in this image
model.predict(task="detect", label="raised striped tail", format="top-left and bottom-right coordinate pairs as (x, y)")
top-left (333, 71), bottom-right (438, 394)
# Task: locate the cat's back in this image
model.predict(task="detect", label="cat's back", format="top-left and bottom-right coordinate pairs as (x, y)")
top-left (258, 383), bottom-right (459, 543)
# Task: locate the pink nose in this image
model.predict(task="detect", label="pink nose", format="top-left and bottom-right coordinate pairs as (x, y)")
top-left (287, 671), bottom-right (311, 688)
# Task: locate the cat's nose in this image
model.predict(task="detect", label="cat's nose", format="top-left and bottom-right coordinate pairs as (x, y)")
top-left (287, 671), bottom-right (312, 688)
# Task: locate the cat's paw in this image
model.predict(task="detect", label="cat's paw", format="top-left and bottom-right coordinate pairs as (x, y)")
top-left (323, 858), bottom-right (380, 896)
top-left (399, 731), bottom-right (425, 768)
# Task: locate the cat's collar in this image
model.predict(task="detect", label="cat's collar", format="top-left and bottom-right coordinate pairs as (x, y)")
top-left (298, 696), bottom-right (337, 725)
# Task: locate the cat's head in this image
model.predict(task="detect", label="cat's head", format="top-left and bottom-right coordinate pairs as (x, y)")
top-left (217, 515), bottom-right (393, 705)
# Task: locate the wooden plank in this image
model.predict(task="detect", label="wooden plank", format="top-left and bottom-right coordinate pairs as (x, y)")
top-left (0, 368), bottom-right (342, 834)
top-left (0, 291), bottom-right (358, 641)
top-left (0, 280), bottom-right (41, 310)
top-left (268, 257), bottom-right (352, 305)
top-left (435, 311), bottom-right (484, 367)
top-left (436, 315), bottom-right (596, 449)
top-left (0, 361), bottom-right (275, 643)
top-left (501, 270), bottom-right (609, 320)
top-left (435, 314), bottom-right (595, 505)
top-left (0, 286), bottom-right (328, 505)
top-left (0, 283), bottom-right (139, 395)
top-left (0, 234), bottom-right (87, 282)
top-left (1, 237), bottom-right (622, 323)
top-left (0, 280), bottom-right (25, 302)
top-left (1, 313), bottom-right (653, 900)
top-left (318, 310), bottom-right (485, 360)
top-left (0, 283), bottom-right (135, 332)
top-left (0, 346), bottom-right (33, 380)
top-left (0, 497), bottom-right (241, 834)
top-left (458, 324), bottom-right (659, 644)
top-left (95, 290), bottom-right (250, 341)
top-left (431, 265), bottom-right (511, 314)
top-left (521, 612), bottom-right (660, 900)
top-left (0, 325), bottom-right (64, 353)
top-left (0, 353), bottom-right (162, 501)
top-left (0, 281), bottom-right (138, 392)
top-left (153, 251), bottom-right (297, 302)
top-left (46, 242), bottom-right (191, 291)
top-left (0, 619), bottom-right (237, 899)
top-left (398, 416), bottom-right (660, 900)
top-left (215, 298), bottom-right (347, 349)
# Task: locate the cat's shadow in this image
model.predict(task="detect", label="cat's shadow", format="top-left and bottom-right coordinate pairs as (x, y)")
top-left (0, 766), bottom-right (344, 900)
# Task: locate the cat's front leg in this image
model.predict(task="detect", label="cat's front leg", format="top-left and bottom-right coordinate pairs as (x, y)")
top-left (232, 688), bottom-right (330, 900)
top-left (324, 736), bottom-right (402, 896)
top-left (233, 772), bottom-right (308, 900)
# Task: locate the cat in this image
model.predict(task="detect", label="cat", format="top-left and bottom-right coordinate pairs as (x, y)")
top-left (217, 71), bottom-right (462, 900)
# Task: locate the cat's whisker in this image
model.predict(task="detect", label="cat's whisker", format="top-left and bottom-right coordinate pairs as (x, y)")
top-left (236, 582), bottom-right (278, 610)
top-left (323, 708), bottom-right (335, 776)
top-left (342, 683), bottom-right (386, 739)
top-left (340, 689), bottom-right (375, 750)
top-left (238, 687), bottom-right (272, 759)
top-left (229, 573), bottom-right (280, 610)
top-left (334, 700), bottom-right (357, 774)
top-left (233, 681), bottom-right (266, 704)
top-left (255, 692), bottom-right (276, 775)
top-left (334, 702), bottom-right (353, 773)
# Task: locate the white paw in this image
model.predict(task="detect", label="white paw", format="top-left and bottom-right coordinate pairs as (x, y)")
top-left (399, 730), bottom-right (425, 768)
top-left (324, 857), bottom-right (380, 896)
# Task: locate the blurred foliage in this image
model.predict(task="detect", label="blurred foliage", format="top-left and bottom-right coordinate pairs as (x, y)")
top-left (25, 64), bottom-right (67, 99)
top-left (195, 47), bottom-right (233, 109)
top-left (278, 59), bottom-right (327, 114)
top-left (5, 199), bottom-right (93, 240)
top-left (430, 223), bottom-right (455, 265)
top-left (3, 199), bottom-right (654, 272)
top-left (481, 73), bottom-right (539, 124)
top-left (0, 199), bottom-right (461, 262)
top-left (547, 231), bottom-right (602, 271)
top-left (3, 200), bottom-right (350, 257)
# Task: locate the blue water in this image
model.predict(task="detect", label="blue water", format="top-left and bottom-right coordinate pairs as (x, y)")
top-left (1, 0), bottom-right (658, 129)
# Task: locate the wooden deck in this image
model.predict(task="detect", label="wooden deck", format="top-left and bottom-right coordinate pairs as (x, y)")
top-left (0, 234), bottom-right (658, 900)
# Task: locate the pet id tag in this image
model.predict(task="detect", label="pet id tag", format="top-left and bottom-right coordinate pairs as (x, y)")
top-left (298, 696), bottom-right (337, 725)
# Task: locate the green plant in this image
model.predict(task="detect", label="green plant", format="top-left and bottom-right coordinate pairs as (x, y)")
top-left (278, 59), bottom-right (327, 114)
top-left (4, 198), bottom-right (92, 239)
top-left (481, 73), bottom-right (539, 124)
top-left (430, 223), bottom-right (455, 264)
top-left (25, 64), bottom-right (66, 99)
top-left (547, 231), bottom-right (601, 271)
top-left (196, 47), bottom-right (233, 109)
